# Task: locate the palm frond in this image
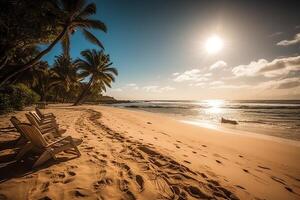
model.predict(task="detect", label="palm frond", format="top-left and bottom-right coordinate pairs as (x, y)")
top-left (82, 29), bottom-right (104, 49)
top-left (78, 3), bottom-right (96, 18)
top-left (73, 19), bottom-right (107, 32)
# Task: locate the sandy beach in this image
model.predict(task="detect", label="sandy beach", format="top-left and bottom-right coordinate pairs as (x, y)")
top-left (0, 104), bottom-right (299, 200)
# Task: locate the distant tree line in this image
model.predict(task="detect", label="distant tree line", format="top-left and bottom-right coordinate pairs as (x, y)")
top-left (0, 0), bottom-right (118, 113)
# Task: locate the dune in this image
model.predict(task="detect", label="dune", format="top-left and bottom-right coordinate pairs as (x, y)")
top-left (0, 104), bottom-right (299, 200)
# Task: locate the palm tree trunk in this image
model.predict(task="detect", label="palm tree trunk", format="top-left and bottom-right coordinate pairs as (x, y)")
top-left (54, 89), bottom-right (59, 102)
top-left (73, 76), bottom-right (94, 106)
top-left (0, 26), bottom-right (69, 88)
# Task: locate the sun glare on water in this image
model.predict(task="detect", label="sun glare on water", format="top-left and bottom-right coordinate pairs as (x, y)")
top-left (205, 35), bottom-right (224, 54)
top-left (206, 99), bottom-right (224, 114)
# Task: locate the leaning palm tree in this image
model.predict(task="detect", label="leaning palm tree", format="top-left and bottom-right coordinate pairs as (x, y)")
top-left (73, 49), bottom-right (118, 106)
top-left (0, 0), bottom-right (107, 87)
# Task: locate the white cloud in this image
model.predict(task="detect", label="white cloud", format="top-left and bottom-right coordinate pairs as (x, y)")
top-left (212, 84), bottom-right (251, 89)
top-left (172, 72), bottom-right (179, 76)
top-left (126, 83), bottom-right (136, 87)
top-left (126, 83), bottom-right (139, 90)
top-left (143, 85), bottom-right (175, 93)
top-left (232, 59), bottom-right (268, 77)
top-left (232, 56), bottom-right (300, 77)
top-left (209, 60), bottom-right (227, 70)
top-left (258, 77), bottom-right (300, 90)
top-left (189, 82), bottom-right (206, 87)
top-left (173, 69), bottom-right (210, 82)
top-left (209, 81), bottom-right (224, 86)
top-left (277, 33), bottom-right (300, 46)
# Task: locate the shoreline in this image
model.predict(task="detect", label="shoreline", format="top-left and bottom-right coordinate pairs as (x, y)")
top-left (0, 104), bottom-right (299, 199)
top-left (181, 119), bottom-right (300, 147)
top-left (108, 105), bottom-right (300, 146)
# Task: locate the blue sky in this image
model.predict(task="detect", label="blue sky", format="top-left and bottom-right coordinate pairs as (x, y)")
top-left (43, 0), bottom-right (300, 100)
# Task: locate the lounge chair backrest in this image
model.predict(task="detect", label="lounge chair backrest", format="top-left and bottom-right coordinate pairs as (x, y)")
top-left (10, 117), bottom-right (31, 141)
top-left (10, 117), bottom-right (24, 135)
top-left (25, 113), bottom-right (40, 128)
top-left (35, 107), bottom-right (43, 118)
top-left (10, 116), bottom-right (21, 127)
top-left (18, 124), bottom-right (48, 148)
top-left (30, 111), bottom-right (42, 121)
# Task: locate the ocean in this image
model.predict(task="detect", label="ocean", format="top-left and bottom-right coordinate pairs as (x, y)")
top-left (111, 100), bottom-right (300, 141)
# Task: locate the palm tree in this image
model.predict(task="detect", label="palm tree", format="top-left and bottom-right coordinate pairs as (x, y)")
top-left (0, 0), bottom-right (107, 87)
top-left (32, 63), bottom-right (60, 101)
top-left (73, 49), bottom-right (118, 106)
top-left (52, 54), bottom-right (81, 102)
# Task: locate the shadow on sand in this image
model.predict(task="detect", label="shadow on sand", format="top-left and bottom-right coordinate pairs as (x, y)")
top-left (0, 133), bottom-right (77, 183)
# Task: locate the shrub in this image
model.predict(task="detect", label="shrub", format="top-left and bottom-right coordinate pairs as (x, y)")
top-left (0, 84), bottom-right (40, 114)
top-left (0, 93), bottom-right (12, 114)
top-left (14, 83), bottom-right (40, 106)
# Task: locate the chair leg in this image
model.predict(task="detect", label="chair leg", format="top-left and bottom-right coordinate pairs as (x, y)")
top-left (15, 136), bottom-right (27, 146)
top-left (33, 150), bottom-right (52, 168)
top-left (68, 138), bottom-right (81, 157)
top-left (15, 143), bottom-right (33, 161)
top-left (73, 145), bottom-right (81, 157)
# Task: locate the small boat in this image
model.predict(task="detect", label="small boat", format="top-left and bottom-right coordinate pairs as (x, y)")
top-left (221, 117), bottom-right (238, 125)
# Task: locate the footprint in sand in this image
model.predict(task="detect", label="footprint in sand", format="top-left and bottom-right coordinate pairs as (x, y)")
top-left (192, 151), bottom-right (197, 154)
top-left (271, 176), bottom-right (286, 185)
top-left (40, 181), bottom-right (50, 192)
top-left (285, 187), bottom-right (294, 193)
top-left (215, 160), bottom-right (222, 164)
top-left (242, 169), bottom-right (249, 173)
top-left (202, 145), bottom-right (207, 147)
top-left (184, 160), bottom-right (191, 164)
top-left (135, 175), bottom-right (144, 191)
top-left (258, 165), bottom-right (271, 170)
top-left (38, 196), bottom-right (52, 200)
top-left (71, 188), bottom-right (93, 198)
top-left (100, 154), bottom-right (107, 158)
top-left (58, 172), bottom-right (65, 178)
top-left (235, 185), bottom-right (246, 190)
top-left (185, 185), bottom-right (211, 199)
top-left (118, 179), bottom-right (129, 192)
top-left (64, 177), bottom-right (75, 184)
top-left (67, 171), bottom-right (76, 176)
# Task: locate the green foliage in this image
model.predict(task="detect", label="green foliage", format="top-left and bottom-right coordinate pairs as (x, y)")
top-left (0, 84), bottom-right (40, 114)
top-left (14, 83), bottom-right (40, 106)
top-left (0, 93), bottom-right (13, 114)
top-left (73, 49), bottom-right (118, 105)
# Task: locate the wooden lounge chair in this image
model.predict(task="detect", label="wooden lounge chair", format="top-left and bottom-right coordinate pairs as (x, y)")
top-left (29, 111), bottom-right (58, 127)
top-left (17, 123), bottom-right (81, 167)
top-left (11, 116), bottom-right (63, 160)
top-left (10, 117), bottom-right (28, 145)
top-left (26, 113), bottom-right (65, 137)
top-left (35, 107), bottom-right (55, 120)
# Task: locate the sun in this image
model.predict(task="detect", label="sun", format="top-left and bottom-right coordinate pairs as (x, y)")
top-left (205, 35), bottom-right (224, 54)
